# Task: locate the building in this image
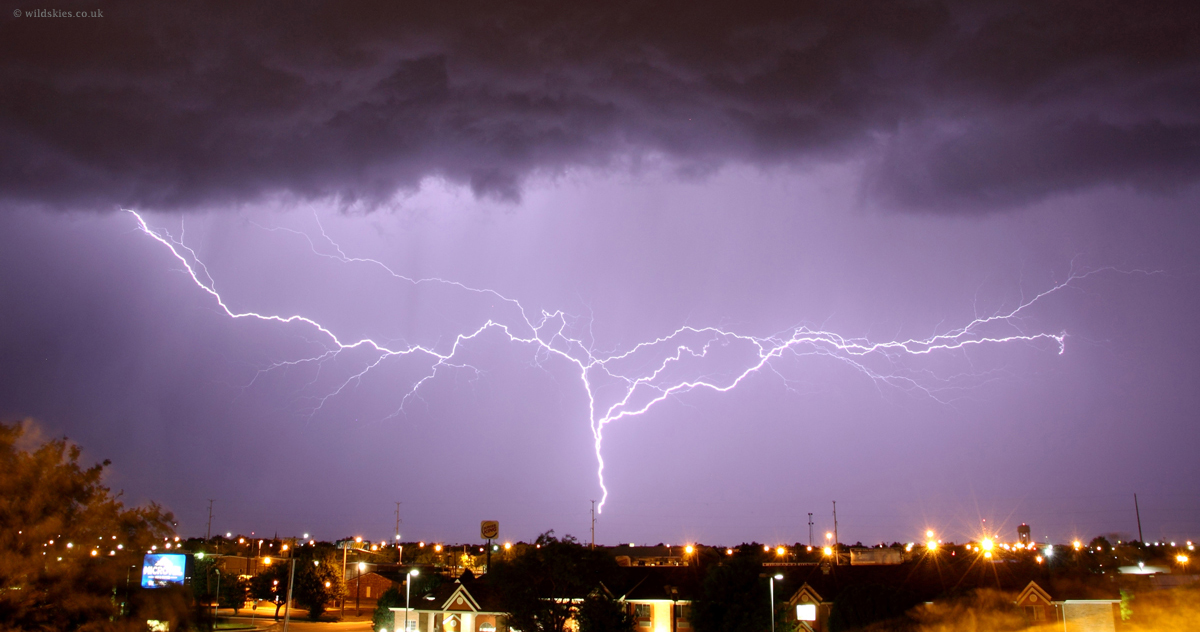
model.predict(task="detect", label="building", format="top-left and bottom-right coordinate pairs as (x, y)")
top-left (391, 575), bottom-right (508, 632)
top-left (1014, 580), bottom-right (1120, 632)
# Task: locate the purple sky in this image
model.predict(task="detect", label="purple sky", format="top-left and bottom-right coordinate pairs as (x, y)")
top-left (2, 1), bottom-right (1199, 547)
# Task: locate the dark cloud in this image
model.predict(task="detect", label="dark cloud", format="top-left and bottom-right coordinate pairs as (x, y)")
top-left (1, 0), bottom-right (1197, 211)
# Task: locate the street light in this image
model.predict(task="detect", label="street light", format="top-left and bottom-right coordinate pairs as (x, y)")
top-left (404, 569), bottom-right (420, 632)
top-left (769, 573), bottom-right (783, 632)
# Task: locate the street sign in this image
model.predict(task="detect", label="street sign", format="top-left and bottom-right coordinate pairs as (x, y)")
top-left (481, 521), bottom-right (499, 540)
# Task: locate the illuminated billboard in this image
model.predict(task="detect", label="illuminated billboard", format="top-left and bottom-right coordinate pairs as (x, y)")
top-left (141, 553), bottom-right (188, 588)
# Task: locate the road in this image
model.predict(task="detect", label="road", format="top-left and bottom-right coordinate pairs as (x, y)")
top-left (223, 616), bottom-right (374, 632)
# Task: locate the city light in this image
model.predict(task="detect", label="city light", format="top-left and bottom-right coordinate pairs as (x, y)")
top-left (926, 541), bottom-right (938, 552)
top-left (776, 546), bottom-right (786, 556)
top-left (504, 543), bottom-right (512, 550)
top-left (981, 538), bottom-right (994, 552)
top-left (263, 557), bottom-right (271, 565)
top-left (434, 544), bottom-right (442, 552)
top-left (1036, 555), bottom-right (1043, 563)
top-left (1073, 540), bottom-right (1082, 551)
top-left (355, 537), bottom-right (363, 543)
top-left (685, 545), bottom-right (695, 555)
top-left (823, 546), bottom-right (833, 557)
top-left (1178, 554), bottom-right (1190, 564)
top-left (926, 530), bottom-right (935, 539)
top-left (825, 532), bottom-right (833, 541)
top-left (726, 548), bottom-right (734, 555)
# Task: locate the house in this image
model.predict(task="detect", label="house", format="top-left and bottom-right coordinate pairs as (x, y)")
top-left (391, 575), bottom-right (508, 632)
top-left (389, 565), bottom-right (699, 632)
top-left (612, 567), bottom-right (699, 632)
top-left (1014, 580), bottom-right (1120, 632)
top-left (785, 583), bottom-right (832, 632)
top-left (776, 558), bottom-right (1121, 632)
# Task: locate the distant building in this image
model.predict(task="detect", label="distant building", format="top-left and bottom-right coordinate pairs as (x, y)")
top-left (612, 545), bottom-right (686, 567)
top-left (848, 547), bottom-right (903, 565)
top-left (1017, 524), bottom-right (1031, 545)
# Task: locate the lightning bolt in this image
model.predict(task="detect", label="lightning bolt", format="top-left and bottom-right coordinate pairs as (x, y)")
top-left (128, 209), bottom-right (1116, 512)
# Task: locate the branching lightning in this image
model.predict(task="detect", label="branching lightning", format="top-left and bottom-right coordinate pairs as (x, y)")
top-left (128, 209), bottom-right (1109, 512)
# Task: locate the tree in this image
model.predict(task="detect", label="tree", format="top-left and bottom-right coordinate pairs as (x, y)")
top-left (293, 555), bottom-right (343, 620)
top-left (377, 574), bottom-right (444, 632)
top-left (577, 592), bottom-right (635, 632)
top-left (490, 531), bottom-right (622, 632)
top-left (248, 554), bottom-right (343, 621)
top-left (0, 420), bottom-right (177, 631)
top-left (691, 547), bottom-right (772, 632)
top-left (249, 561), bottom-right (290, 619)
top-left (374, 586), bottom-right (403, 632)
top-left (827, 583), bottom-right (919, 632)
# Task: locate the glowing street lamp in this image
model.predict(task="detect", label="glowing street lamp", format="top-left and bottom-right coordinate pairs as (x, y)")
top-left (769, 574), bottom-right (784, 632)
top-left (404, 568), bottom-right (420, 632)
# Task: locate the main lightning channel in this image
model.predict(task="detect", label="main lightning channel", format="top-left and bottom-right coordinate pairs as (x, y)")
top-left (129, 210), bottom-right (1086, 512)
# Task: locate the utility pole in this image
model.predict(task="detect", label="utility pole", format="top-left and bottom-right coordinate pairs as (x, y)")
top-left (400, 498), bottom-right (410, 539)
top-left (832, 501), bottom-right (839, 566)
top-left (590, 500), bottom-right (596, 549)
top-left (808, 513), bottom-right (814, 548)
top-left (340, 541), bottom-right (348, 615)
top-left (282, 557), bottom-right (296, 632)
top-left (1135, 493), bottom-right (1144, 543)
top-left (206, 499), bottom-right (215, 541)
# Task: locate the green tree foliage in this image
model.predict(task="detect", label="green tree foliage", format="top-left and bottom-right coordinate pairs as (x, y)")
top-left (577, 592), bottom-right (635, 632)
top-left (691, 546), bottom-right (772, 632)
top-left (827, 583), bottom-right (919, 632)
top-left (0, 420), bottom-right (177, 631)
top-left (293, 555), bottom-right (343, 620)
top-left (249, 561), bottom-right (290, 619)
top-left (374, 585), bottom-right (403, 632)
top-left (248, 554), bottom-right (343, 621)
top-left (490, 531), bottom-right (622, 632)
top-left (377, 574), bottom-right (444, 632)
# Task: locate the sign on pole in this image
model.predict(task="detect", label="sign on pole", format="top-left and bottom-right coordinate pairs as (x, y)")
top-left (481, 521), bottom-right (499, 540)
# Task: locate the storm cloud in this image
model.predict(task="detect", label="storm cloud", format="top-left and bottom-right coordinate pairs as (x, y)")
top-left (2, 0), bottom-right (1197, 211)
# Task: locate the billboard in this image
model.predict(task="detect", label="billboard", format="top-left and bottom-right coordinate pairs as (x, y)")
top-left (141, 553), bottom-right (188, 588)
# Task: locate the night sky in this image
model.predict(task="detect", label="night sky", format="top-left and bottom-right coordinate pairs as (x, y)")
top-left (2, 1), bottom-right (1199, 548)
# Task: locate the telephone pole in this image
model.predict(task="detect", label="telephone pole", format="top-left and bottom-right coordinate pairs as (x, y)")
top-left (808, 513), bottom-right (814, 548)
top-left (395, 502), bottom-right (402, 539)
top-left (206, 499), bottom-right (215, 541)
top-left (832, 501), bottom-right (839, 566)
top-left (590, 500), bottom-right (596, 549)
top-left (1134, 493), bottom-right (1144, 542)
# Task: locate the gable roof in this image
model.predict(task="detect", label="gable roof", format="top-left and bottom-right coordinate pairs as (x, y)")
top-left (1015, 581), bottom-right (1053, 606)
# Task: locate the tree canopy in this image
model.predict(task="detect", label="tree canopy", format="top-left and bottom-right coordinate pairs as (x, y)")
top-left (490, 531), bottom-right (623, 632)
top-left (0, 420), bottom-right (178, 630)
